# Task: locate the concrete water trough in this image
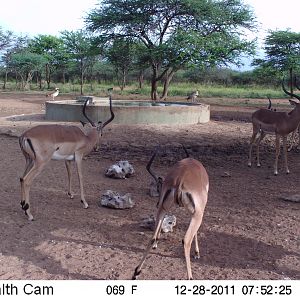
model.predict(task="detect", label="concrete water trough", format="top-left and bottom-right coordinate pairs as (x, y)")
top-left (45, 96), bottom-right (210, 125)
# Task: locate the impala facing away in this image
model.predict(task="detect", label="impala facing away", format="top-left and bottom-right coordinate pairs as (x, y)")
top-left (19, 97), bottom-right (114, 220)
top-left (132, 149), bottom-right (209, 280)
top-left (248, 81), bottom-right (300, 175)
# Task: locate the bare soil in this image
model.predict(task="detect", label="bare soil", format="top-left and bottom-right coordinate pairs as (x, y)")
top-left (0, 92), bottom-right (299, 280)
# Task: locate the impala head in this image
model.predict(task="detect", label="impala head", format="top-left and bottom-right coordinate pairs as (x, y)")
top-left (82, 96), bottom-right (114, 151)
top-left (82, 95), bottom-right (114, 136)
top-left (147, 145), bottom-right (190, 201)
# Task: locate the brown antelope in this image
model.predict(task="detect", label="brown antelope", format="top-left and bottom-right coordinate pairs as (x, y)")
top-left (288, 77), bottom-right (300, 151)
top-left (132, 149), bottom-right (209, 280)
top-left (46, 88), bottom-right (59, 101)
top-left (248, 80), bottom-right (300, 175)
top-left (19, 97), bottom-right (114, 220)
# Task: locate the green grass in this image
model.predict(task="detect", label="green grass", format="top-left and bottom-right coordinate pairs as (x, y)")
top-left (0, 80), bottom-right (288, 99)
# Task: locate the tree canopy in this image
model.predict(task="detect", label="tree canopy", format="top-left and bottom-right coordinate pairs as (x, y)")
top-left (86, 0), bottom-right (257, 99)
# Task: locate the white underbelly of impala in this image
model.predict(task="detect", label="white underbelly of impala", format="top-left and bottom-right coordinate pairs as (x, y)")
top-left (52, 152), bottom-right (75, 160)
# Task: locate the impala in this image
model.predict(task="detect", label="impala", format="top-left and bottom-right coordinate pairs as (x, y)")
top-left (132, 149), bottom-right (209, 280)
top-left (287, 78), bottom-right (300, 151)
top-left (19, 97), bottom-right (114, 220)
top-left (248, 80), bottom-right (300, 175)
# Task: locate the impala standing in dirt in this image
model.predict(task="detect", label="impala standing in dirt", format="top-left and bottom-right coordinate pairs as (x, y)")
top-left (132, 149), bottom-right (209, 280)
top-left (19, 97), bottom-right (114, 220)
top-left (248, 81), bottom-right (300, 175)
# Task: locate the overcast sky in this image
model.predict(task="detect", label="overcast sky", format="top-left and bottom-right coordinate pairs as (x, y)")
top-left (0, 0), bottom-right (299, 70)
top-left (0, 0), bottom-right (299, 37)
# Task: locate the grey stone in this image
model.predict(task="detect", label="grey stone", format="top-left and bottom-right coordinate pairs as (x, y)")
top-left (280, 194), bottom-right (300, 203)
top-left (100, 190), bottom-right (134, 209)
top-left (105, 161), bottom-right (135, 179)
top-left (140, 214), bottom-right (176, 233)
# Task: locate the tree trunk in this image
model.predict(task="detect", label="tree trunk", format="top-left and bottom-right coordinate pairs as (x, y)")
top-left (289, 67), bottom-right (293, 95)
top-left (121, 69), bottom-right (126, 91)
top-left (138, 70), bottom-right (144, 89)
top-left (151, 64), bottom-right (159, 101)
top-left (160, 69), bottom-right (175, 101)
top-left (80, 59), bottom-right (84, 95)
top-left (2, 70), bottom-right (8, 89)
top-left (46, 63), bottom-right (51, 89)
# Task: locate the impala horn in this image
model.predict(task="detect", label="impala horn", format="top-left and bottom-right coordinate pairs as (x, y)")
top-left (282, 78), bottom-right (300, 101)
top-left (294, 75), bottom-right (300, 91)
top-left (181, 144), bottom-right (190, 158)
top-left (101, 95), bottom-right (115, 130)
top-left (82, 99), bottom-right (96, 127)
top-left (147, 148), bottom-right (163, 197)
top-left (267, 97), bottom-right (272, 109)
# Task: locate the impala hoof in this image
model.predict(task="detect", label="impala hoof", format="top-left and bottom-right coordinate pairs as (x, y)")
top-left (80, 200), bottom-right (89, 209)
top-left (67, 192), bottom-right (74, 199)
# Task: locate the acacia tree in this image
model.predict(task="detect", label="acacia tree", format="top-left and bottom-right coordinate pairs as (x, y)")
top-left (86, 0), bottom-right (256, 100)
top-left (9, 51), bottom-right (47, 90)
top-left (61, 30), bottom-right (96, 95)
top-left (106, 38), bottom-right (136, 90)
top-left (28, 35), bottom-right (64, 89)
top-left (1, 34), bottom-right (30, 89)
top-left (254, 30), bottom-right (300, 93)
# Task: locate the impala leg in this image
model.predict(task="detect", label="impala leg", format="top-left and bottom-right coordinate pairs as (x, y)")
top-left (283, 136), bottom-right (290, 174)
top-left (248, 130), bottom-right (258, 167)
top-left (297, 125), bottom-right (300, 149)
top-left (65, 160), bottom-right (74, 198)
top-left (183, 212), bottom-right (204, 280)
top-left (194, 232), bottom-right (200, 259)
top-left (21, 159), bottom-right (48, 221)
top-left (274, 134), bottom-right (281, 175)
top-left (75, 155), bottom-right (89, 208)
top-left (288, 130), bottom-right (297, 152)
top-left (255, 131), bottom-right (265, 167)
top-left (20, 157), bottom-right (33, 205)
top-left (132, 209), bottom-right (166, 280)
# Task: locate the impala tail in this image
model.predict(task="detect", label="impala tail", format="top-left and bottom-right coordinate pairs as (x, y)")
top-left (19, 135), bottom-right (36, 160)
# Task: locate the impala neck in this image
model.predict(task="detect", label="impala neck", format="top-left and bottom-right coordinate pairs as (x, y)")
top-left (83, 127), bottom-right (99, 155)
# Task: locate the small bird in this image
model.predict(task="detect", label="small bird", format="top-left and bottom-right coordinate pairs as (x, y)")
top-left (187, 90), bottom-right (199, 102)
top-left (46, 88), bottom-right (59, 101)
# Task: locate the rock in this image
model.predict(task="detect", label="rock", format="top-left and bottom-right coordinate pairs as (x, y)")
top-left (105, 161), bottom-right (135, 179)
top-left (280, 194), bottom-right (300, 203)
top-left (221, 171), bottom-right (231, 177)
top-left (140, 214), bottom-right (176, 233)
top-left (100, 190), bottom-right (134, 209)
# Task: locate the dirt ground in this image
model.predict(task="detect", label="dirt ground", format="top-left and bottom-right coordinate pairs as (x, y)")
top-left (0, 92), bottom-right (299, 280)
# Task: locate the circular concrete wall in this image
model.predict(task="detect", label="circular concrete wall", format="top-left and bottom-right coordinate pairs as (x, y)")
top-left (45, 98), bottom-right (210, 125)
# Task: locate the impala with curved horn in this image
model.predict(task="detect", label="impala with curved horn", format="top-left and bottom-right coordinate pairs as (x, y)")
top-left (19, 96), bottom-right (114, 221)
top-left (288, 76), bottom-right (300, 151)
top-left (132, 148), bottom-right (209, 280)
top-left (248, 79), bottom-right (300, 175)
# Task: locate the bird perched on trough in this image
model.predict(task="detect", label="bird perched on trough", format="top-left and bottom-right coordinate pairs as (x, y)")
top-left (187, 90), bottom-right (199, 102)
top-left (46, 88), bottom-right (59, 101)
